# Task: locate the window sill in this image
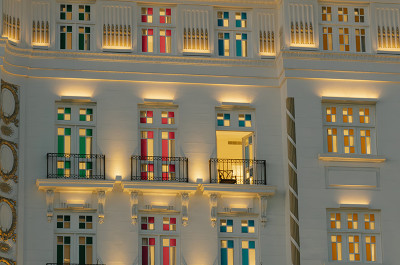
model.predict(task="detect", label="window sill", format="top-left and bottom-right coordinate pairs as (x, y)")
top-left (102, 48), bottom-right (133, 53)
top-left (318, 153), bottom-right (386, 163)
top-left (289, 45), bottom-right (318, 51)
top-left (377, 49), bottom-right (400, 55)
top-left (182, 51), bottom-right (211, 56)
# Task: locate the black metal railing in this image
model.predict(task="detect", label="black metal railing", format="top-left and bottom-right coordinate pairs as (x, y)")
top-left (131, 155), bottom-right (188, 182)
top-left (47, 153), bottom-right (105, 179)
top-left (209, 158), bottom-right (267, 185)
top-left (46, 263), bottom-right (105, 265)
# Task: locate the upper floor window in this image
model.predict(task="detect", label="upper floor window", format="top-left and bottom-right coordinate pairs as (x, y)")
top-left (139, 6), bottom-right (175, 54)
top-left (218, 217), bottom-right (258, 265)
top-left (57, 4), bottom-right (93, 51)
top-left (55, 104), bottom-right (96, 178)
top-left (320, 5), bottom-right (368, 53)
top-left (140, 214), bottom-right (180, 265)
top-left (322, 103), bottom-right (375, 155)
top-left (55, 213), bottom-right (96, 264)
top-left (327, 209), bottom-right (380, 263)
top-left (216, 10), bottom-right (250, 57)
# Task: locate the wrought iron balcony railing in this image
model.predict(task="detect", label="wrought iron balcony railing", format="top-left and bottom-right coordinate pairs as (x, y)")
top-left (47, 153), bottom-right (106, 179)
top-left (209, 158), bottom-right (267, 185)
top-left (131, 155), bottom-right (188, 182)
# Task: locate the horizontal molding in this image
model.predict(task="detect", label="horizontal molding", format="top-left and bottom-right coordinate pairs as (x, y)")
top-left (318, 153), bottom-right (386, 163)
top-left (321, 97), bottom-right (378, 105)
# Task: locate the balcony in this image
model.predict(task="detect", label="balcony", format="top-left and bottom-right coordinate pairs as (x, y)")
top-left (131, 156), bottom-right (188, 182)
top-left (209, 158), bottom-right (267, 185)
top-left (47, 153), bottom-right (106, 180)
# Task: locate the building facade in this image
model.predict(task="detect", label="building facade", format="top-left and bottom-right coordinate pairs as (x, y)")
top-left (0, 0), bottom-right (399, 265)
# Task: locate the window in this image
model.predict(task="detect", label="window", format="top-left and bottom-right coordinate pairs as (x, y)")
top-left (55, 213), bottom-right (96, 264)
top-left (320, 5), bottom-right (368, 52)
top-left (55, 104), bottom-right (97, 178)
top-left (327, 209), bottom-right (380, 263)
top-left (136, 107), bottom-right (185, 182)
top-left (140, 215), bottom-right (180, 265)
top-left (216, 10), bottom-right (250, 57)
top-left (218, 217), bottom-right (257, 265)
top-left (58, 4), bottom-right (93, 51)
top-left (211, 109), bottom-right (265, 185)
top-left (139, 6), bottom-right (174, 54)
top-left (323, 104), bottom-right (375, 155)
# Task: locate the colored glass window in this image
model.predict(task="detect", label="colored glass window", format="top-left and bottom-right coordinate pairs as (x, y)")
top-left (236, 33), bottom-right (247, 57)
top-left (217, 113), bottom-right (230, 126)
top-left (354, 8), bottom-right (365, 23)
top-left (331, 235), bottom-right (343, 261)
top-left (327, 128), bottom-right (338, 153)
top-left (339, 27), bottom-right (350, 52)
top-left (58, 108), bottom-right (71, 121)
top-left (338, 7), bottom-right (349, 22)
top-left (162, 164), bottom-right (176, 181)
top-left (60, 25), bottom-right (73, 50)
top-left (239, 114), bottom-right (251, 127)
top-left (330, 213), bottom-right (341, 229)
top-left (79, 108), bottom-right (93, 121)
top-left (322, 6), bottom-right (332, 21)
top-left (141, 8), bottom-right (153, 23)
top-left (58, 127), bottom-right (71, 154)
top-left (359, 108), bottom-right (370, 123)
top-left (57, 160), bottom-right (71, 177)
top-left (217, 11), bottom-right (229, 27)
top-left (142, 29), bottom-right (154, 52)
top-left (78, 236), bottom-right (93, 264)
top-left (78, 26), bottom-right (91, 51)
top-left (161, 131), bottom-right (175, 158)
top-left (360, 130), bottom-right (371, 154)
top-left (79, 128), bottom-right (92, 155)
top-left (241, 220), bottom-right (255, 233)
top-left (141, 163), bottom-right (154, 180)
top-left (347, 213), bottom-right (358, 229)
top-left (140, 111), bottom-right (154, 124)
top-left (160, 8), bottom-right (171, 24)
top-left (162, 238), bottom-right (177, 265)
top-left (348, 235), bottom-right (360, 261)
top-left (78, 5), bottom-right (90, 21)
top-left (160, 29), bottom-right (172, 53)
top-left (220, 219), bottom-right (233, 233)
top-left (241, 240), bottom-right (256, 265)
top-left (221, 240), bottom-right (234, 265)
top-left (57, 236), bottom-right (71, 264)
top-left (142, 237), bottom-right (156, 265)
top-left (57, 215), bottom-right (71, 229)
top-left (162, 111), bottom-right (175, 124)
top-left (365, 236), bottom-right (376, 261)
top-left (60, 4), bottom-right (72, 20)
top-left (163, 217), bottom-right (177, 231)
top-left (235, 12), bottom-right (247, 28)
top-left (79, 161), bottom-right (93, 178)
top-left (343, 129), bottom-right (355, 154)
top-left (79, 216), bottom-right (93, 229)
top-left (141, 131), bottom-right (154, 157)
top-left (364, 214), bottom-right (375, 230)
top-left (218, 32), bottom-right (230, 56)
top-left (342, 108), bottom-right (353, 123)
top-left (141, 216), bottom-right (155, 230)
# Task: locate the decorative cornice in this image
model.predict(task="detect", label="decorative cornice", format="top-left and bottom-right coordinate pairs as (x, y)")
top-left (318, 154), bottom-right (386, 163)
top-left (122, 181), bottom-right (198, 195)
top-left (202, 184), bottom-right (276, 197)
top-left (36, 179), bottom-right (115, 192)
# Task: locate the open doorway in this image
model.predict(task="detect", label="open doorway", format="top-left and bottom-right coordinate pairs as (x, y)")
top-left (213, 131), bottom-right (255, 184)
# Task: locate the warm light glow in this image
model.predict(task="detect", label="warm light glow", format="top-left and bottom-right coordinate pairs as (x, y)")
top-left (67, 199), bottom-right (85, 205)
top-left (230, 204), bottom-right (248, 208)
top-left (151, 202), bottom-right (168, 207)
top-left (58, 84), bottom-right (94, 98)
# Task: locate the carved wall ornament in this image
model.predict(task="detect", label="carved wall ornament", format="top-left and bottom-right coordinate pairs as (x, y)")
top-left (0, 81), bottom-right (19, 127)
top-left (0, 126), bottom-right (13, 137)
top-left (0, 183), bottom-right (11, 194)
top-left (130, 191), bottom-right (139, 225)
top-left (0, 197), bottom-right (16, 241)
top-left (98, 191), bottom-right (106, 224)
top-left (181, 193), bottom-right (189, 226)
top-left (259, 195), bottom-right (268, 226)
top-left (0, 256), bottom-right (16, 265)
top-left (46, 190), bottom-right (54, 222)
top-left (209, 194), bottom-right (218, 227)
top-left (0, 241), bottom-right (10, 253)
top-left (0, 139), bottom-right (18, 183)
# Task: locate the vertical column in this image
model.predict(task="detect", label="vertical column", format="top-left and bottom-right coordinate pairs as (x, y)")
top-left (0, 80), bottom-right (20, 265)
top-left (286, 97), bottom-right (300, 265)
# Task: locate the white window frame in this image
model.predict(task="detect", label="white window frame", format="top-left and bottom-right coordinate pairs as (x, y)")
top-left (56, 3), bottom-right (95, 51)
top-left (215, 10), bottom-right (252, 58)
top-left (138, 6), bottom-right (176, 55)
top-left (327, 209), bottom-right (381, 263)
top-left (322, 103), bottom-right (376, 155)
top-left (139, 214), bottom-right (181, 265)
top-left (319, 5), bottom-right (369, 53)
top-left (54, 213), bottom-right (97, 264)
top-left (217, 216), bottom-right (258, 265)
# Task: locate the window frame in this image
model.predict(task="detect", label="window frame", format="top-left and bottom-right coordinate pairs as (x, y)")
top-left (327, 209), bottom-right (381, 263)
top-left (322, 103), bottom-right (376, 155)
top-left (319, 5), bottom-right (369, 53)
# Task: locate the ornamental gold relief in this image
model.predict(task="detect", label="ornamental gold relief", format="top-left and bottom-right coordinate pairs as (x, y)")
top-left (0, 183), bottom-right (11, 194)
top-left (0, 242), bottom-right (10, 253)
top-left (0, 81), bottom-right (19, 127)
top-left (0, 257), bottom-right (15, 265)
top-left (0, 139), bottom-right (18, 183)
top-left (0, 197), bottom-right (16, 242)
